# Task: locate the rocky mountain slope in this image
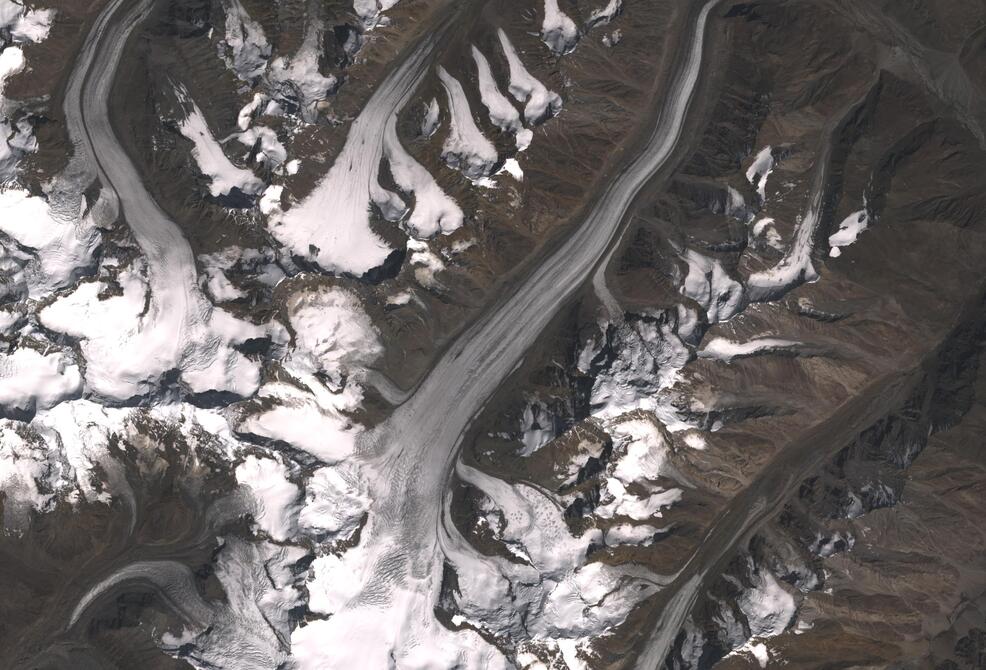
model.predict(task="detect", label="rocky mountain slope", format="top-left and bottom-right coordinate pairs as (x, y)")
top-left (0, 0), bottom-right (985, 668)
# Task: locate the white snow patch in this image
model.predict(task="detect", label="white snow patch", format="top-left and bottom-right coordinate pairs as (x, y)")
top-left (497, 28), bottom-right (563, 124)
top-left (828, 209), bottom-right (868, 256)
top-left (353, 0), bottom-right (401, 30)
top-left (745, 146), bottom-right (773, 200)
top-left (437, 66), bottom-right (499, 181)
top-left (0, 188), bottom-right (101, 296)
top-left (384, 116), bottom-right (464, 238)
top-left (682, 431), bottom-right (707, 450)
top-left (176, 86), bottom-right (264, 199)
top-left (0, 46), bottom-right (36, 181)
top-left (698, 336), bottom-right (802, 363)
top-left (518, 398), bottom-right (555, 455)
top-left (420, 97), bottom-right (441, 138)
top-left (237, 125), bottom-right (287, 167)
top-left (680, 249), bottom-right (745, 323)
top-left (746, 189), bottom-right (822, 302)
top-left (472, 45), bottom-right (532, 151)
top-left (238, 286), bottom-right (381, 463)
top-left (587, 0), bottom-right (623, 29)
top-left (751, 217), bottom-right (784, 251)
top-left (259, 184), bottom-right (284, 216)
top-left (293, 514), bottom-right (507, 669)
top-left (601, 29), bottom-right (622, 48)
top-left (580, 316), bottom-right (691, 427)
top-left (501, 157), bottom-right (524, 181)
top-left (733, 567), bottom-right (797, 638)
top-left (0, 420), bottom-right (53, 522)
top-left (31, 400), bottom-right (132, 505)
top-left (541, 0), bottom-right (579, 55)
top-left (236, 92), bottom-right (265, 130)
top-left (239, 379), bottom-right (368, 463)
top-left (284, 285), bottom-right (382, 382)
top-left (387, 290), bottom-right (412, 306)
top-left (596, 478), bottom-right (682, 521)
top-left (160, 538), bottom-right (307, 668)
top-left (0, 2), bottom-right (53, 44)
top-left (609, 417), bottom-right (670, 483)
top-left (407, 238), bottom-right (446, 286)
top-left (604, 523), bottom-right (661, 547)
top-left (266, 18), bottom-right (338, 119)
top-left (270, 60), bottom-right (458, 272)
top-left (269, 126), bottom-right (393, 274)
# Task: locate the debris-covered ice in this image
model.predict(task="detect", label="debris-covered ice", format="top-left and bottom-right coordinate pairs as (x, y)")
top-left (587, 0), bottom-right (623, 30)
top-left (353, 0), bottom-right (401, 30)
top-left (680, 249), bottom-right (745, 323)
top-left (218, 0), bottom-right (270, 83)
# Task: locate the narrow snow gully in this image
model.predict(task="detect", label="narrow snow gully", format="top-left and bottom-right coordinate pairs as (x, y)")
top-left (314, 1), bottom-right (723, 664)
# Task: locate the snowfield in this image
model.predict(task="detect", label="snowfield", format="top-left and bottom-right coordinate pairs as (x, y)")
top-left (175, 85), bottom-right (265, 199)
top-left (353, 0), bottom-right (402, 30)
top-left (745, 145), bottom-right (774, 200)
top-left (237, 285), bottom-right (382, 463)
top-left (40, 258), bottom-right (266, 401)
top-left (0, 347), bottom-right (82, 415)
top-left (0, 1), bottom-right (836, 668)
top-left (268, 38), bottom-right (465, 274)
top-left (438, 65), bottom-right (500, 181)
top-left (498, 28), bottom-right (563, 124)
top-left (472, 45), bottom-right (533, 150)
top-left (541, 0), bottom-right (580, 55)
top-left (828, 208), bottom-right (869, 257)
